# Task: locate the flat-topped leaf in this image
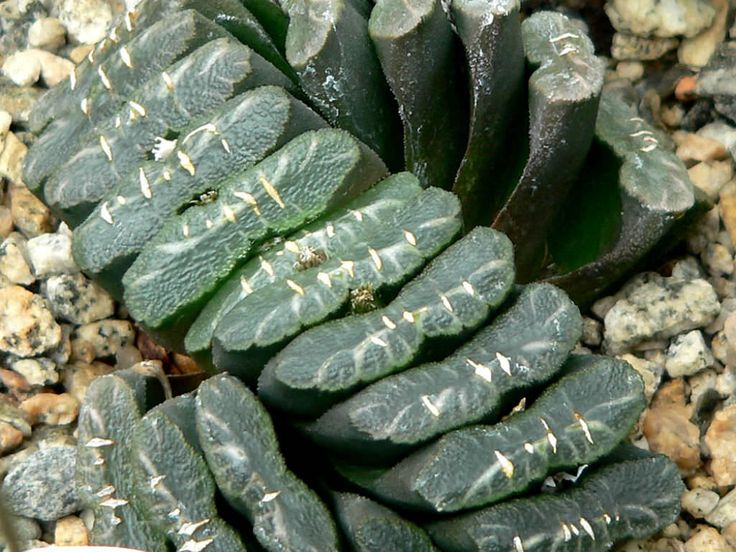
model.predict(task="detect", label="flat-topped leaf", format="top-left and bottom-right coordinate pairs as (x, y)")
top-left (186, 172), bottom-right (423, 368)
top-left (346, 354), bottom-right (645, 512)
top-left (24, 10), bottom-right (229, 196)
top-left (493, 11), bottom-right (605, 281)
top-left (28, 0), bottom-right (290, 134)
top-left (333, 492), bottom-right (436, 552)
top-left (258, 227), bottom-right (514, 417)
top-left (450, 0), bottom-right (526, 228)
top-left (76, 369), bottom-right (166, 550)
top-left (46, 39), bottom-right (295, 227)
top-left (214, 186), bottom-right (462, 384)
top-left (545, 91), bottom-right (702, 305)
top-left (284, 0), bottom-right (403, 169)
top-left (123, 128), bottom-right (387, 349)
top-left (130, 396), bottom-right (247, 552)
top-left (74, 86), bottom-right (326, 299)
top-left (196, 375), bottom-right (340, 551)
top-left (308, 283), bottom-right (582, 461)
top-left (368, 0), bottom-right (468, 189)
top-left (425, 454), bottom-right (684, 551)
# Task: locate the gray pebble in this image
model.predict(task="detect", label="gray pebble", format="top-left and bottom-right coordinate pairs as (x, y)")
top-left (604, 273), bottom-right (721, 353)
top-left (41, 273), bottom-right (114, 325)
top-left (25, 233), bottom-right (77, 277)
top-left (706, 486), bottom-right (736, 528)
top-left (1, 445), bottom-right (79, 521)
top-left (665, 330), bottom-right (714, 377)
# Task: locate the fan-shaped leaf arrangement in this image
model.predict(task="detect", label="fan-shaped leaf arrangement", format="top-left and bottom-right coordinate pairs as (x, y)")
top-left (24, 0), bottom-right (700, 550)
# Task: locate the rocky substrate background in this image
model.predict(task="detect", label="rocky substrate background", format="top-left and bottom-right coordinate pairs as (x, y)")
top-left (2, 0), bottom-right (736, 550)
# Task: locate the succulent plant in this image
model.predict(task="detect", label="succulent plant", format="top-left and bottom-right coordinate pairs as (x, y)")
top-left (24, 0), bottom-right (703, 549)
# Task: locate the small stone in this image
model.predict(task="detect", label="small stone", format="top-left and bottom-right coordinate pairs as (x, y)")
top-left (74, 320), bottom-right (135, 359)
top-left (642, 380), bottom-right (701, 473)
top-left (591, 295), bottom-right (617, 320)
top-left (682, 488), bottom-right (720, 518)
top-left (1, 133), bottom-right (28, 185)
top-left (687, 205), bottom-right (720, 255)
top-left (0, 286), bottom-right (60, 357)
top-left (54, 515), bottom-right (88, 546)
top-left (48, 324), bottom-right (72, 367)
top-left (0, 515), bottom-right (40, 545)
top-left (619, 353), bottom-right (664, 400)
top-left (0, 368), bottom-right (32, 394)
top-left (581, 316), bottom-right (602, 347)
top-left (675, 75), bottom-right (699, 101)
top-left (689, 160), bottom-right (733, 201)
top-left (0, 84), bottom-right (42, 125)
top-left (0, 421), bottom-right (24, 455)
top-left (9, 357), bottom-right (57, 387)
top-left (616, 60), bottom-right (645, 80)
top-left (605, 0), bottom-right (715, 38)
top-left (675, 131), bottom-right (728, 163)
top-left (42, 273), bottom-right (114, 325)
top-left (603, 273), bottom-right (720, 354)
top-left (723, 522), bottom-right (736, 549)
top-left (25, 233), bottom-right (77, 276)
top-left (707, 487), bottom-right (736, 528)
top-left (699, 122), bottom-right (736, 158)
top-left (69, 336), bottom-right (95, 364)
top-left (62, 361), bottom-right (115, 403)
top-left (115, 344), bottom-right (142, 370)
top-left (9, 186), bottom-right (53, 238)
top-left (721, 183), bottom-right (736, 248)
top-left (672, 256), bottom-right (706, 280)
top-left (661, 103), bottom-right (686, 128)
top-left (27, 17), bottom-right (66, 52)
top-left (717, 368), bottom-right (736, 396)
top-left (0, 207), bottom-right (14, 239)
top-left (1, 445), bottom-right (79, 521)
top-left (56, 0), bottom-right (113, 44)
top-left (705, 404), bottom-right (736, 485)
top-left (678, 0), bottom-right (729, 67)
top-left (0, 110), bottom-right (11, 138)
top-left (0, 234), bottom-right (34, 286)
top-left (0, 401), bottom-right (32, 439)
top-left (68, 44), bottom-right (94, 64)
top-left (685, 526), bottom-right (732, 552)
top-left (665, 330), bottom-right (714, 377)
top-left (1, 50), bottom-right (40, 86)
top-left (611, 32), bottom-right (679, 61)
top-left (19, 392), bottom-right (79, 426)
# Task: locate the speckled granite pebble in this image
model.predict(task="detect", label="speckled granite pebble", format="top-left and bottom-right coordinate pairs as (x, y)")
top-left (0, 285), bottom-right (60, 357)
top-left (42, 272), bottom-right (114, 325)
top-left (1, 445), bottom-right (79, 521)
top-left (25, 233), bottom-right (77, 277)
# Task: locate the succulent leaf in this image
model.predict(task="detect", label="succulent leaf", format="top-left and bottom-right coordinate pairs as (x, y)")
top-left (425, 453), bottom-right (684, 551)
top-left (45, 39), bottom-right (296, 227)
top-left (492, 11), bottom-right (606, 281)
top-left (185, 172), bottom-right (424, 368)
top-left (213, 185), bottom-right (462, 384)
top-left (333, 492), bottom-right (436, 551)
top-left (76, 368), bottom-right (167, 549)
top-left (258, 227), bottom-right (514, 417)
top-left (368, 0), bottom-right (468, 189)
top-left (546, 91), bottom-right (704, 304)
top-left (450, 0), bottom-right (525, 229)
top-left (72, 85), bottom-right (324, 299)
top-left (307, 283), bottom-right (582, 461)
top-left (343, 354), bottom-right (645, 512)
top-left (24, 10), bottom-right (229, 196)
top-left (130, 395), bottom-right (247, 551)
top-left (196, 374), bottom-right (340, 551)
top-left (284, 0), bottom-right (403, 169)
top-left (123, 128), bottom-right (387, 349)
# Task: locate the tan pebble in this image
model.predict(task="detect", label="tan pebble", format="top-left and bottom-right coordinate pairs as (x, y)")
top-left (661, 103), bottom-right (685, 128)
top-left (676, 132), bottom-right (728, 163)
top-left (723, 522), bottom-right (736, 548)
top-left (1, 51), bottom-right (41, 86)
top-left (642, 380), bottom-right (701, 473)
top-left (682, 488), bottom-right (720, 518)
top-left (678, 0), bottom-right (729, 68)
top-left (62, 361), bottom-right (115, 403)
top-left (0, 206), bottom-right (13, 239)
top-left (0, 285), bottom-right (61, 357)
top-left (54, 515), bottom-right (89, 546)
top-left (705, 404), bottom-right (736, 485)
top-left (19, 393), bottom-right (79, 425)
top-left (9, 186), bottom-right (53, 238)
top-left (68, 44), bottom-right (94, 64)
top-left (0, 368), bottom-right (31, 393)
top-left (0, 421), bottom-right (23, 454)
top-left (0, 110), bottom-right (11, 138)
top-left (689, 161), bottom-right (733, 201)
top-left (685, 525), bottom-right (733, 552)
top-left (173, 353), bottom-right (200, 375)
top-left (675, 75), bottom-right (699, 101)
top-left (0, 133), bottom-right (27, 185)
top-left (69, 337), bottom-right (95, 364)
top-left (28, 18), bottom-right (67, 52)
top-left (687, 472), bottom-right (718, 491)
top-left (720, 182), bottom-right (736, 247)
